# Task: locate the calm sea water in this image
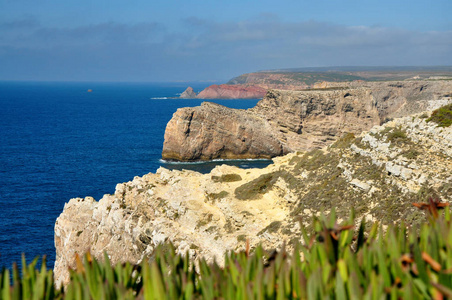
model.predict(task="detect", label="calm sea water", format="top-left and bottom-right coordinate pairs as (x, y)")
top-left (0, 81), bottom-right (270, 270)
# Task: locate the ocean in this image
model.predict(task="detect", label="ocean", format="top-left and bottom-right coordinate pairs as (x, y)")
top-left (0, 81), bottom-right (271, 270)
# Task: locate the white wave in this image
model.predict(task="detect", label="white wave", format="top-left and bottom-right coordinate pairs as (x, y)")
top-left (150, 97), bottom-right (168, 99)
top-left (159, 159), bottom-right (208, 165)
top-left (159, 158), bottom-right (272, 164)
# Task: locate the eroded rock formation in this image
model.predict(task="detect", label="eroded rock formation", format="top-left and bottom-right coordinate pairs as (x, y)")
top-left (55, 110), bottom-right (452, 287)
top-left (179, 87), bottom-right (197, 98)
top-left (162, 102), bottom-right (288, 161)
top-left (196, 84), bottom-right (267, 99)
top-left (164, 80), bottom-right (452, 161)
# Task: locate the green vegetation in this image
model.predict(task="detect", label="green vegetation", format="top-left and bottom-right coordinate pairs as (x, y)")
top-left (227, 67), bottom-right (452, 85)
top-left (237, 234), bottom-right (247, 243)
top-left (286, 72), bottom-right (363, 85)
top-left (386, 127), bottom-right (408, 144)
top-left (426, 103), bottom-right (452, 127)
top-left (300, 87), bottom-right (349, 91)
top-left (3, 204), bottom-right (452, 299)
top-left (401, 149), bottom-right (421, 160)
top-left (419, 112), bottom-right (429, 119)
top-left (330, 132), bottom-right (355, 149)
top-left (234, 173), bottom-right (274, 200)
top-left (289, 148), bottom-right (385, 220)
top-left (211, 174), bottom-right (242, 183)
top-left (206, 190), bottom-right (229, 201)
top-left (257, 221), bottom-right (282, 235)
top-left (227, 72), bottom-right (365, 86)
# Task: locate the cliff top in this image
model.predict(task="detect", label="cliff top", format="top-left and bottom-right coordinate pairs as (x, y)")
top-left (227, 67), bottom-right (452, 87)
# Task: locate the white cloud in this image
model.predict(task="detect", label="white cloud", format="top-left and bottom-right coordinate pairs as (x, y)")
top-left (0, 17), bottom-right (451, 81)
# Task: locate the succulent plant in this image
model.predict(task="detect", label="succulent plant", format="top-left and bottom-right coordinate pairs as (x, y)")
top-left (2, 200), bottom-right (452, 299)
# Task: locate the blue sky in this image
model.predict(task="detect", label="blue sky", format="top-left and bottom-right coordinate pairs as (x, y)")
top-left (0, 0), bottom-right (451, 82)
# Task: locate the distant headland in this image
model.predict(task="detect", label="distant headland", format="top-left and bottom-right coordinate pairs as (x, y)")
top-left (180, 66), bottom-right (452, 99)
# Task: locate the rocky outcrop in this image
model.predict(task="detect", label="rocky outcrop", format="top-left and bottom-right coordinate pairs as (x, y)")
top-left (55, 109), bottom-right (452, 286)
top-left (164, 80), bottom-right (452, 161)
top-left (179, 87), bottom-right (197, 98)
top-left (192, 68), bottom-right (452, 99)
top-left (196, 84), bottom-right (267, 99)
top-left (162, 102), bottom-right (288, 161)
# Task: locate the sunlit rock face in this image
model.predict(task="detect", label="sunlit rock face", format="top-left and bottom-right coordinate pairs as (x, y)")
top-left (162, 101), bottom-right (288, 161)
top-left (195, 84), bottom-right (267, 99)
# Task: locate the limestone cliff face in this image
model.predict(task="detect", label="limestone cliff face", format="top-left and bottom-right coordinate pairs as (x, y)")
top-left (195, 84), bottom-right (267, 99)
top-left (336, 80), bottom-right (452, 118)
top-left (251, 88), bottom-right (380, 151)
top-left (163, 81), bottom-right (452, 161)
top-left (55, 110), bottom-right (452, 287)
top-left (162, 102), bottom-right (288, 161)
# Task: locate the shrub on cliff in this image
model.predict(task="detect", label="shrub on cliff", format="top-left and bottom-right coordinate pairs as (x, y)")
top-left (427, 103), bottom-right (452, 127)
top-left (2, 200), bottom-right (452, 299)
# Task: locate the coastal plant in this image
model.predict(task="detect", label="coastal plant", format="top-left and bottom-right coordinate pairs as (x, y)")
top-left (426, 103), bottom-right (452, 127)
top-left (386, 127), bottom-right (408, 144)
top-left (0, 255), bottom-right (57, 300)
top-left (63, 252), bottom-right (141, 299)
top-left (2, 199), bottom-right (452, 299)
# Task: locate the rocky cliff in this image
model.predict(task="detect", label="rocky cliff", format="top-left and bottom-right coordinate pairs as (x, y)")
top-left (162, 102), bottom-right (288, 161)
top-left (55, 108), bottom-right (452, 287)
top-left (163, 80), bottom-right (452, 161)
top-left (179, 87), bottom-right (197, 98)
top-left (196, 84), bottom-right (267, 99)
top-left (188, 68), bottom-right (452, 100)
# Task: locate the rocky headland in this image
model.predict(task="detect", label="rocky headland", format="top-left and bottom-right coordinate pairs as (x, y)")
top-left (164, 80), bottom-right (452, 161)
top-left (179, 84), bottom-right (267, 99)
top-left (162, 101), bottom-right (288, 161)
top-left (55, 105), bottom-right (452, 287)
top-left (179, 87), bottom-right (197, 98)
top-left (181, 67), bottom-right (452, 99)
top-left (197, 84), bottom-right (267, 99)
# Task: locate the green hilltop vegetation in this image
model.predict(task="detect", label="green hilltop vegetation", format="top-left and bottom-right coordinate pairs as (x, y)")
top-left (427, 103), bottom-right (452, 127)
top-left (227, 66), bottom-right (452, 86)
top-left (2, 203), bottom-right (452, 299)
top-left (228, 72), bottom-right (364, 86)
top-left (261, 66), bottom-right (452, 73)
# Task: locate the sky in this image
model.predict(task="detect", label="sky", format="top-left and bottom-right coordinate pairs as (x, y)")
top-left (0, 0), bottom-right (451, 82)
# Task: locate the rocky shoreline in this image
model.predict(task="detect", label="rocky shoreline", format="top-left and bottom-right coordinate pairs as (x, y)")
top-left (54, 101), bottom-right (452, 286)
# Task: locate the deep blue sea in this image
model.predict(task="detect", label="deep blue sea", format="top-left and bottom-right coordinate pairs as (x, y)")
top-left (0, 81), bottom-right (270, 270)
